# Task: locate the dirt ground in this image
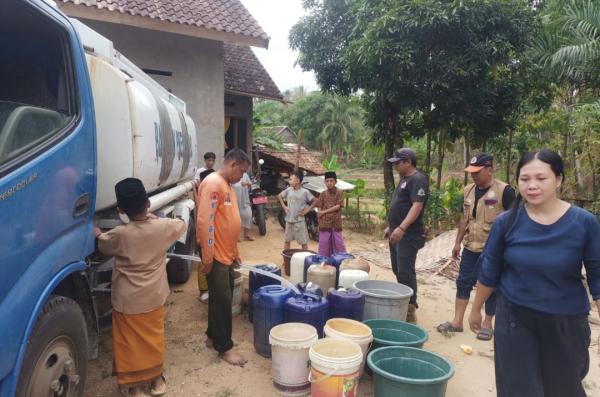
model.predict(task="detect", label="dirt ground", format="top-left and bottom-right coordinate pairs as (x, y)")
top-left (84, 217), bottom-right (600, 397)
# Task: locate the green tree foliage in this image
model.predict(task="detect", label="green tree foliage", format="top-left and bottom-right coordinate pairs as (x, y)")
top-left (253, 90), bottom-right (373, 163)
top-left (290, 0), bottom-right (537, 199)
top-left (531, 0), bottom-right (600, 86)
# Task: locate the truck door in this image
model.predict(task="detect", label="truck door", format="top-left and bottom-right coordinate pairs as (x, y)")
top-left (0, 0), bottom-right (96, 395)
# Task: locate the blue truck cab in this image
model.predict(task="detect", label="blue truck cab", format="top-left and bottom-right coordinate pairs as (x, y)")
top-left (0, 1), bottom-right (198, 396)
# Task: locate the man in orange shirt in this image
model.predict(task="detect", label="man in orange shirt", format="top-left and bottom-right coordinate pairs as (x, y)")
top-left (196, 148), bottom-right (250, 366)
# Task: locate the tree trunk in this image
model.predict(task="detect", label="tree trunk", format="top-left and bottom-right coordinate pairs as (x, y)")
top-left (383, 115), bottom-right (397, 204)
top-left (436, 130), bottom-right (445, 189)
top-left (506, 129), bottom-right (514, 183)
top-left (588, 150), bottom-right (597, 200)
top-left (425, 130), bottom-right (432, 177)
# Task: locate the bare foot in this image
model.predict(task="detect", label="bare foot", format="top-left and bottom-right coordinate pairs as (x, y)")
top-left (244, 235), bottom-right (255, 241)
top-left (150, 375), bottom-right (166, 396)
top-left (128, 386), bottom-right (146, 397)
top-left (219, 350), bottom-right (248, 367)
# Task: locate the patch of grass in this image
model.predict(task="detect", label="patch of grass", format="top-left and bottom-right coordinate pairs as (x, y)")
top-left (214, 388), bottom-right (236, 397)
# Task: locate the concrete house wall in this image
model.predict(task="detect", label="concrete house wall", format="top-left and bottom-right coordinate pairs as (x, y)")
top-left (80, 20), bottom-right (225, 167)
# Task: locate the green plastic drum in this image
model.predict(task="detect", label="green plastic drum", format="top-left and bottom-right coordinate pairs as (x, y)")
top-left (367, 346), bottom-right (454, 397)
top-left (363, 319), bottom-right (428, 350)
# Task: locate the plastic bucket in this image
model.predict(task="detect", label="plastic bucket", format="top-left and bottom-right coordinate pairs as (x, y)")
top-left (309, 338), bottom-right (362, 396)
top-left (270, 323), bottom-right (318, 396)
top-left (367, 346), bottom-right (454, 397)
top-left (363, 319), bottom-right (428, 350)
top-left (353, 280), bottom-right (413, 321)
top-left (324, 318), bottom-right (373, 376)
top-left (232, 271), bottom-right (242, 316)
top-left (282, 249), bottom-right (315, 276)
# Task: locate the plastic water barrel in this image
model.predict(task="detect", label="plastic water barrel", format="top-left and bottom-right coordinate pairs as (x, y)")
top-left (284, 293), bottom-right (329, 338)
top-left (249, 264), bottom-right (282, 322)
top-left (290, 251), bottom-right (315, 286)
top-left (307, 264), bottom-right (337, 296)
top-left (340, 257), bottom-right (370, 274)
top-left (329, 288), bottom-right (365, 321)
top-left (339, 269), bottom-right (369, 289)
top-left (302, 255), bottom-right (329, 282)
top-left (297, 281), bottom-right (324, 297)
top-left (253, 285), bottom-right (294, 358)
top-left (329, 252), bottom-right (355, 287)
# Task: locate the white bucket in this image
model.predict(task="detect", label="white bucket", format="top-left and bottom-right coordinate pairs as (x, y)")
top-left (309, 338), bottom-right (362, 397)
top-left (324, 318), bottom-right (373, 376)
top-left (270, 322), bottom-right (318, 396)
top-left (290, 252), bottom-right (315, 286)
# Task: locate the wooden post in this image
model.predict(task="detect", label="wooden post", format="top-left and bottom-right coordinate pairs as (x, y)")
top-left (295, 129), bottom-right (303, 172)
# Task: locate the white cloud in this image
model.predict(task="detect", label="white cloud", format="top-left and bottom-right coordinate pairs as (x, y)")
top-left (241, 0), bottom-right (319, 93)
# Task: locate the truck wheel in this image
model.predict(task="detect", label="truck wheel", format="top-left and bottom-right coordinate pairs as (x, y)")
top-left (167, 215), bottom-right (195, 284)
top-left (16, 295), bottom-right (88, 397)
top-left (256, 205), bottom-right (267, 236)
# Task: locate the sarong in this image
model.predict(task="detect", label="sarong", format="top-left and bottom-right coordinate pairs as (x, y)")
top-left (112, 306), bottom-right (164, 386)
top-left (318, 229), bottom-right (347, 256)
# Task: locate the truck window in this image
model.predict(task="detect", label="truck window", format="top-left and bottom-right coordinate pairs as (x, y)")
top-left (0, 1), bottom-right (77, 168)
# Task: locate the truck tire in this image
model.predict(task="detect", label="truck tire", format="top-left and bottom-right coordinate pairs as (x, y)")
top-left (167, 215), bottom-right (195, 284)
top-left (16, 295), bottom-right (88, 397)
top-left (256, 205), bottom-right (267, 236)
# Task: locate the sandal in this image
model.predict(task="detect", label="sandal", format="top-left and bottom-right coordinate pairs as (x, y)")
top-left (150, 375), bottom-right (167, 397)
top-left (477, 327), bottom-right (494, 341)
top-left (437, 321), bottom-right (464, 333)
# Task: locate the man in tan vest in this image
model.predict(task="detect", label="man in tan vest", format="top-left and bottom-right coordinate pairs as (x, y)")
top-left (437, 153), bottom-right (515, 340)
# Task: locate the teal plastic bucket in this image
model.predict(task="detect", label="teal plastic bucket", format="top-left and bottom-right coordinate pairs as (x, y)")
top-left (367, 346), bottom-right (454, 397)
top-left (363, 319), bottom-right (428, 350)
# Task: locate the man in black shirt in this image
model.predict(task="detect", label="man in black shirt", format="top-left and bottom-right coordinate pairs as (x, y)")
top-left (385, 148), bottom-right (429, 323)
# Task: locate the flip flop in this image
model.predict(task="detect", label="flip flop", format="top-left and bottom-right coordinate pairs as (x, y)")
top-left (477, 327), bottom-right (494, 341)
top-left (437, 321), bottom-right (464, 333)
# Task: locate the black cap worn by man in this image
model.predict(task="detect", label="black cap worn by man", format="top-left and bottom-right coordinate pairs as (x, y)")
top-left (387, 148), bottom-right (417, 164)
top-left (115, 177), bottom-right (148, 214)
top-left (464, 153), bottom-right (493, 173)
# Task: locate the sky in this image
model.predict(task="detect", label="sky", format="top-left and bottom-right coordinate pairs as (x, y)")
top-left (240, 0), bottom-right (319, 93)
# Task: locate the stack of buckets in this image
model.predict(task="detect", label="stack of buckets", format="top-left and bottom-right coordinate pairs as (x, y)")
top-left (248, 253), bottom-right (454, 396)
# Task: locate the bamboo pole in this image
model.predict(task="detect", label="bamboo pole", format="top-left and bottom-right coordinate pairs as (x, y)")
top-left (295, 129), bottom-right (303, 172)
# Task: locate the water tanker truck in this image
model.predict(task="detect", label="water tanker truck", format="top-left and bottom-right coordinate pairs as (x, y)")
top-left (0, 1), bottom-right (201, 395)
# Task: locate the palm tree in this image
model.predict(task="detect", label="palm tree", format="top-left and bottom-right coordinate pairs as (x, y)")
top-left (318, 96), bottom-right (363, 158)
top-left (531, 0), bottom-right (600, 85)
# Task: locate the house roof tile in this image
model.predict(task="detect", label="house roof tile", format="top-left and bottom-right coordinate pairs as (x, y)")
top-left (224, 43), bottom-right (283, 101)
top-left (61, 0), bottom-right (269, 43)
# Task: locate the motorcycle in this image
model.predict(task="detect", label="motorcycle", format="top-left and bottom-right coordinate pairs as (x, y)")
top-left (250, 176), bottom-right (268, 236)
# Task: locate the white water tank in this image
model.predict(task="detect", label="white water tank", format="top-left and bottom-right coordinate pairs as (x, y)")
top-left (74, 20), bottom-right (198, 211)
